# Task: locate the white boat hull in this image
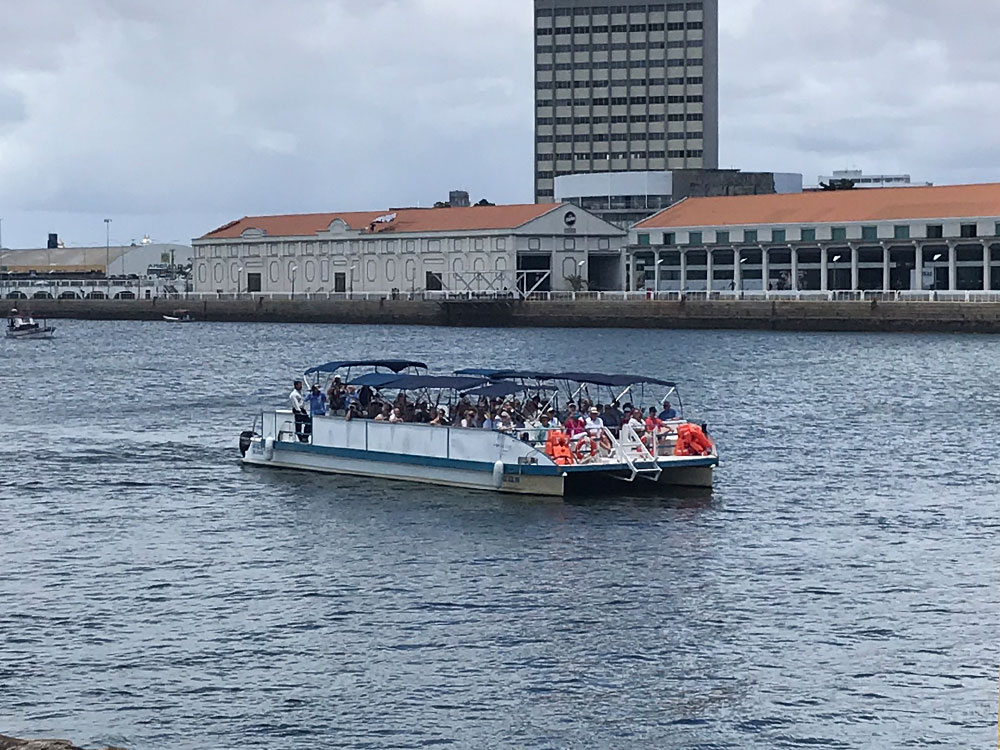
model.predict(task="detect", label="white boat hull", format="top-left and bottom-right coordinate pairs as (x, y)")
top-left (5, 326), bottom-right (55, 340)
top-left (241, 411), bottom-right (716, 497)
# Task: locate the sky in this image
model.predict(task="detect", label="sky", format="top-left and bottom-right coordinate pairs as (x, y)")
top-left (1, 0), bottom-right (999, 249)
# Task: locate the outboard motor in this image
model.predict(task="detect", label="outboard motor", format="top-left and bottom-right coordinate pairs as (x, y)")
top-left (239, 430), bottom-right (256, 457)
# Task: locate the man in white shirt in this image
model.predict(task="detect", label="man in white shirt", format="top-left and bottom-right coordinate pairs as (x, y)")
top-left (289, 379), bottom-right (310, 443)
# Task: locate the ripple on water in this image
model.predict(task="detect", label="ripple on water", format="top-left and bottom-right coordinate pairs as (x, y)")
top-left (0, 322), bottom-right (998, 749)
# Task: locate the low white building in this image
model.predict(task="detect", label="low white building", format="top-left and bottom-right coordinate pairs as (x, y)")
top-left (816, 170), bottom-right (933, 189)
top-left (193, 203), bottom-right (627, 295)
top-left (629, 183), bottom-right (1000, 292)
top-left (0, 242), bottom-right (192, 277)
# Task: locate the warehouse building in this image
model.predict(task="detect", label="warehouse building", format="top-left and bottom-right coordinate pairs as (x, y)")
top-left (193, 203), bottom-right (627, 296)
top-left (628, 183), bottom-right (1000, 292)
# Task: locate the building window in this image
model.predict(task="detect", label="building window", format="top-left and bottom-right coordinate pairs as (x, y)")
top-left (798, 228), bottom-right (816, 242)
top-left (744, 230), bottom-right (758, 243)
top-left (894, 225), bottom-right (910, 239)
top-left (716, 231), bottom-right (729, 244)
top-left (688, 232), bottom-right (702, 245)
top-left (861, 226), bottom-right (878, 241)
top-left (960, 223), bottom-right (978, 238)
top-left (247, 273), bottom-right (262, 293)
top-left (638, 233), bottom-right (651, 246)
top-left (831, 227), bottom-right (847, 241)
top-left (664, 232), bottom-right (676, 245)
top-left (926, 224), bottom-right (944, 239)
top-left (771, 229), bottom-right (786, 243)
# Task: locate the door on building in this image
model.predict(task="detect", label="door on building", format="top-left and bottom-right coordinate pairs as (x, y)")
top-left (425, 271), bottom-right (443, 291)
top-left (516, 255), bottom-right (551, 294)
top-left (247, 273), bottom-right (262, 293)
top-left (334, 272), bottom-right (346, 293)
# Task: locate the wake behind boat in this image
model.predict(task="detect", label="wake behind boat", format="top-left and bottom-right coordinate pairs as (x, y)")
top-left (239, 360), bottom-right (718, 497)
top-left (6, 309), bottom-right (55, 340)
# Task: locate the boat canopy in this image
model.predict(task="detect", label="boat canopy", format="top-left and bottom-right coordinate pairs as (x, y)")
top-left (553, 372), bottom-right (676, 388)
top-left (306, 359), bottom-right (428, 375)
top-left (455, 367), bottom-right (674, 388)
top-left (347, 374), bottom-right (488, 391)
top-left (461, 382), bottom-right (557, 399)
top-left (347, 373), bottom-right (406, 388)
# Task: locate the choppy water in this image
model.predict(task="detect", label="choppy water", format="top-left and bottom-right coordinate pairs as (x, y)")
top-left (0, 320), bottom-right (998, 749)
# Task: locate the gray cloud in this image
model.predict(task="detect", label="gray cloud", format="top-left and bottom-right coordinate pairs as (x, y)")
top-left (0, 0), bottom-right (997, 247)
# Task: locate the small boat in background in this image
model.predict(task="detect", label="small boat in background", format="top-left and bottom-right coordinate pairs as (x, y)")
top-left (6, 309), bottom-right (55, 340)
top-left (163, 309), bottom-right (195, 322)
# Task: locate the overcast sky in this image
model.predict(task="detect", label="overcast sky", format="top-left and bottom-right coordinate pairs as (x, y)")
top-left (1, 0), bottom-right (998, 248)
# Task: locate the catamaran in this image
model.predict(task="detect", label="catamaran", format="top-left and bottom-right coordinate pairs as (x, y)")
top-left (238, 360), bottom-right (718, 497)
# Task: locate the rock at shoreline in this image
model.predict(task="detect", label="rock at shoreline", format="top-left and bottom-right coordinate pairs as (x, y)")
top-left (0, 735), bottom-right (126, 750)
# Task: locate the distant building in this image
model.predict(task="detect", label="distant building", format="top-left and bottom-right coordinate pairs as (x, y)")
top-left (0, 241), bottom-right (192, 277)
top-left (815, 170), bottom-right (933, 190)
top-left (628, 183), bottom-right (1000, 293)
top-left (556, 168), bottom-right (803, 228)
top-left (533, 0), bottom-right (719, 202)
top-left (193, 203), bottom-right (627, 295)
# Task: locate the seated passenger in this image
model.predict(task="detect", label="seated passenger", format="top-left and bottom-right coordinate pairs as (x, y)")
top-left (658, 400), bottom-right (678, 421)
top-left (481, 412), bottom-right (496, 430)
top-left (460, 410), bottom-right (477, 428)
top-left (496, 411), bottom-right (514, 432)
top-left (565, 411), bottom-right (586, 441)
top-left (627, 408), bottom-right (646, 434)
top-left (389, 407), bottom-right (403, 424)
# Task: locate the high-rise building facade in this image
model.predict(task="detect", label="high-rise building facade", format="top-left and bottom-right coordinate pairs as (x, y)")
top-left (533, 0), bottom-right (719, 202)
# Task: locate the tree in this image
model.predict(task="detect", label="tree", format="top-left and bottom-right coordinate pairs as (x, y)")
top-left (564, 273), bottom-right (588, 292)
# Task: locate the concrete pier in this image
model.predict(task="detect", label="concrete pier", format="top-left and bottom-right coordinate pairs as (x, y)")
top-left (12, 297), bottom-right (1000, 334)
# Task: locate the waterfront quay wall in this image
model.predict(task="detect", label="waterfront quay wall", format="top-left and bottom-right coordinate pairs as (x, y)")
top-left (17, 297), bottom-right (1000, 333)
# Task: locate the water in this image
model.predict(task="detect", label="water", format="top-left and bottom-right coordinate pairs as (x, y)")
top-left (1, 320), bottom-right (998, 749)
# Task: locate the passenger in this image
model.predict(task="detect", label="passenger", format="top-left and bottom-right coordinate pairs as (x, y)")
top-left (389, 407), bottom-right (403, 424)
top-left (481, 412), bottom-right (496, 430)
top-left (460, 410), bottom-right (478, 428)
top-left (645, 407), bottom-right (662, 434)
top-left (658, 400), bottom-right (678, 421)
top-left (374, 404), bottom-right (392, 422)
top-left (564, 410), bottom-right (586, 441)
top-left (602, 400), bottom-right (622, 433)
top-left (429, 408), bottom-right (449, 426)
top-left (542, 408), bottom-right (560, 429)
top-left (359, 385), bottom-right (374, 410)
top-left (626, 407), bottom-right (646, 435)
top-left (307, 384), bottom-right (328, 417)
top-left (343, 386), bottom-right (359, 412)
top-left (496, 411), bottom-right (514, 433)
top-left (585, 405), bottom-right (612, 453)
top-left (289, 379), bottom-right (311, 443)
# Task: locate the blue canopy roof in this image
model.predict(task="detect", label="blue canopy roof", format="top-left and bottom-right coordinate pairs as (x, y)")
top-left (348, 374), bottom-right (489, 391)
top-left (305, 359), bottom-right (427, 375)
top-left (454, 368), bottom-right (673, 387)
top-left (348, 373), bottom-right (405, 388)
top-left (553, 372), bottom-right (676, 388)
top-left (461, 382), bottom-right (557, 399)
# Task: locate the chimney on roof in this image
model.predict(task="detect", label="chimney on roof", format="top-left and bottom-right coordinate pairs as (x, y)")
top-left (449, 190), bottom-right (470, 208)
top-left (47, 233), bottom-right (58, 249)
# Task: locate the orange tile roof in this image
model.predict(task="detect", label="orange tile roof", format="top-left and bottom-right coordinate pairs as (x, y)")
top-left (635, 183), bottom-right (1000, 229)
top-left (200, 204), bottom-right (563, 240)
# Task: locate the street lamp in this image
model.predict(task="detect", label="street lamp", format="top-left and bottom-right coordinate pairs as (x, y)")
top-left (289, 264), bottom-right (298, 299)
top-left (104, 218), bottom-right (112, 294)
top-left (654, 257), bottom-right (664, 295)
top-left (349, 264), bottom-right (357, 297)
top-left (237, 266), bottom-right (244, 298)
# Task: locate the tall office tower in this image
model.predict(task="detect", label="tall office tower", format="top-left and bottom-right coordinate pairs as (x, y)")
top-left (533, 0), bottom-right (719, 202)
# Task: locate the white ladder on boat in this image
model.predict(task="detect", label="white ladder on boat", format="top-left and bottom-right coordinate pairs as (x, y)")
top-left (611, 425), bottom-right (663, 483)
